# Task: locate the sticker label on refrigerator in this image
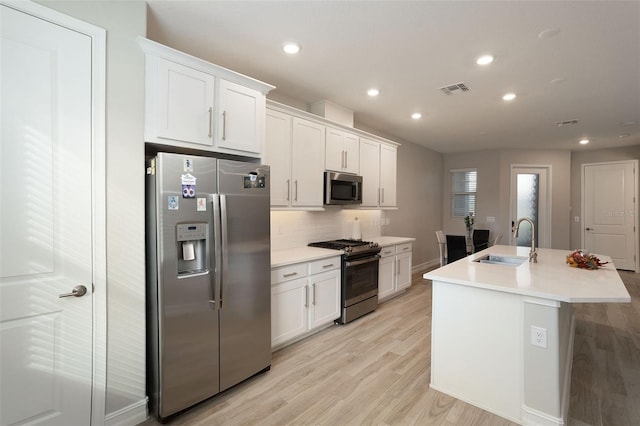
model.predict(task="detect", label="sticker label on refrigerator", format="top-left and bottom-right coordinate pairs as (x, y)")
top-left (168, 196), bottom-right (179, 210)
top-left (196, 197), bottom-right (207, 211)
top-left (181, 173), bottom-right (197, 198)
top-left (183, 158), bottom-right (193, 172)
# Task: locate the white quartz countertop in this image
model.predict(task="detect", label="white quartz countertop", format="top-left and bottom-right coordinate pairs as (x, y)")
top-left (423, 245), bottom-right (631, 303)
top-left (368, 236), bottom-right (416, 247)
top-left (271, 247), bottom-right (340, 268)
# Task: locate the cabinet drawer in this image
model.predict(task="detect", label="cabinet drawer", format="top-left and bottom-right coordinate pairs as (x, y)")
top-left (396, 243), bottom-right (412, 254)
top-left (308, 256), bottom-right (341, 275)
top-left (271, 263), bottom-right (308, 284)
top-left (379, 246), bottom-right (396, 258)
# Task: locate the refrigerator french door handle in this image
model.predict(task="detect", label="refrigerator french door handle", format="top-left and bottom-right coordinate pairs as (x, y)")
top-left (211, 194), bottom-right (222, 310)
top-left (220, 194), bottom-right (229, 309)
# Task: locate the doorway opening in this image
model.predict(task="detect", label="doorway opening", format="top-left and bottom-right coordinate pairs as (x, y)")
top-left (510, 166), bottom-right (551, 248)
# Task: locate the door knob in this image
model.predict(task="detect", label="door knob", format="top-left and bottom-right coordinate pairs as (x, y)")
top-left (59, 285), bottom-right (88, 298)
top-left (586, 227), bottom-right (594, 231)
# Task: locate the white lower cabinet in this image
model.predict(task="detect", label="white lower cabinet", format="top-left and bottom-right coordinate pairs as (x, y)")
top-left (378, 243), bottom-right (412, 302)
top-left (271, 256), bottom-right (341, 349)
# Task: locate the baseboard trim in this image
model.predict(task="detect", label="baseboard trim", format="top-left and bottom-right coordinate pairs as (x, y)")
top-left (104, 398), bottom-right (148, 426)
top-left (412, 259), bottom-right (439, 274)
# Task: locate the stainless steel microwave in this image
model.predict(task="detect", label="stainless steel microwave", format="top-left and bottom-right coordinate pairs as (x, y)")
top-left (324, 172), bottom-right (362, 205)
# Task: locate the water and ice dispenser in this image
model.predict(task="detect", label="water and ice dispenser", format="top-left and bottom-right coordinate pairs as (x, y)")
top-left (176, 223), bottom-right (208, 277)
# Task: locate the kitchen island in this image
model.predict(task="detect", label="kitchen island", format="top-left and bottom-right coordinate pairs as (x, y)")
top-left (423, 245), bottom-right (630, 426)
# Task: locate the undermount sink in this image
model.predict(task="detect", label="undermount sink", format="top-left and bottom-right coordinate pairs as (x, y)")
top-left (474, 254), bottom-right (528, 266)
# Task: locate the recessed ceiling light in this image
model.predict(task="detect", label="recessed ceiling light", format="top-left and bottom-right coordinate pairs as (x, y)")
top-left (411, 112), bottom-right (422, 120)
top-left (620, 134), bottom-right (631, 138)
top-left (622, 121), bottom-right (637, 126)
top-left (283, 42), bottom-right (300, 54)
top-left (476, 55), bottom-right (494, 65)
top-left (550, 77), bottom-right (567, 84)
top-left (367, 88), bottom-right (380, 97)
top-left (502, 93), bottom-right (516, 101)
top-left (579, 139), bottom-right (590, 145)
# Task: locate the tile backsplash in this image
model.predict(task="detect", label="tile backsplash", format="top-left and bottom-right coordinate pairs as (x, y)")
top-left (271, 208), bottom-right (383, 250)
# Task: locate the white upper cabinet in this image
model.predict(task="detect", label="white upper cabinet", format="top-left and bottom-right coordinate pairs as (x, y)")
top-left (265, 100), bottom-right (398, 210)
top-left (264, 109), bottom-right (292, 207)
top-left (360, 138), bottom-right (382, 207)
top-left (151, 58), bottom-right (215, 147)
top-left (379, 143), bottom-right (397, 207)
top-left (217, 79), bottom-right (264, 155)
top-left (140, 37), bottom-right (274, 157)
top-left (264, 108), bottom-right (325, 209)
top-left (325, 127), bottom-right (359, 174)
top-left (291, 118), bottom-right (325, 207)
top-left (359, 137), bottom-right (397, 208)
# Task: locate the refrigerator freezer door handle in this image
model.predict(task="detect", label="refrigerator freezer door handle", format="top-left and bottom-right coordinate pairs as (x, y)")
top-left (220, 194), bottom-right (229, 309)
top-left (211, 194), bottom-right (222, 309)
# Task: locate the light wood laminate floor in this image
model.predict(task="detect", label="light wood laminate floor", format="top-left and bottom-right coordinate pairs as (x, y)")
top-left (141, 270), bottom-right (640, 426)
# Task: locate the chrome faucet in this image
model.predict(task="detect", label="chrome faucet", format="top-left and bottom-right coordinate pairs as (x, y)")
top-left (513, 217), bottom-right (537, 263)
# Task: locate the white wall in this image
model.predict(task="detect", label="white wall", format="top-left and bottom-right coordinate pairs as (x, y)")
top-left (384, 140), bottom-right (443, 270)
top-left (38, 0), bottom-right (147, 418)
top-left (443, 149), bottom-right (572, 250)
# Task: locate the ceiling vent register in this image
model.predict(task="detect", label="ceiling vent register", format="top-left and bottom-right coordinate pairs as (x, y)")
top-left (556, 119), bottom-right (579, 127)
top-left (440, 82), bottom-right (470, 95)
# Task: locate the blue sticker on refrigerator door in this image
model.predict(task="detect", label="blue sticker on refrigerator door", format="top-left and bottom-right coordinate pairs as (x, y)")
top-left (168, 196), bottom-right (179, 210)
top-left (181, 173), bottom-right (197, 198)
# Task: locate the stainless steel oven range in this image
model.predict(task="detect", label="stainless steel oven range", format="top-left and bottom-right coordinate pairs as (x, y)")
top-left (308, 239), bottom-right (381, 324)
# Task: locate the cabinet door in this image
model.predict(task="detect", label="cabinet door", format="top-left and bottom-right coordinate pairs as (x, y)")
top-left (155, 58), bottom-right (215, 147)
top-left (308, 269), bottom-right (341, 329)
top-left (325, 127), bottom-right (344, 172)
top-left (265, 109), bottom-right (292, 207)
top-left (396, 252), bottom-right (412, 291)
top-left (271, 277), bottom-right (308, 348)
top-left (291, 118), bottom-right (325, 207)
top-left (379, 144), bottom-right (397, 207)
top-left (342, 132), bottom-right (360, 174)
top-left (217, 79), bottom-right (264, 154)
top-left (360, 138), bottom-right (380, 207)
top-left (378, 253), bottom-right (396, 301)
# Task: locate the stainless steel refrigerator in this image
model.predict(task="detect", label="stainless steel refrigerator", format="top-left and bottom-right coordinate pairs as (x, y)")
top-left (146, 152), bottom-right (271, 420)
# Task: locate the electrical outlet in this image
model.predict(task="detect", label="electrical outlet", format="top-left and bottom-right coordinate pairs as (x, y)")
top-left (531, 326), bottom-right (547, 348)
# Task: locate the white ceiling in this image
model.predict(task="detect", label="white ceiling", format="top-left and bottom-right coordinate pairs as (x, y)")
top-left (146, 0), bottom-right (640, 154)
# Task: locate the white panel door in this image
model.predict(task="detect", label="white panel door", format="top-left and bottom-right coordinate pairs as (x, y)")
top-left (1, 5), bottom-right (93, 425)
top-left (583, 161), bottom-right (637, 270)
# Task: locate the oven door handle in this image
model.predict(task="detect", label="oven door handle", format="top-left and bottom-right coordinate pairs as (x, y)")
top-left (345, 255), bottom-right (380, 267)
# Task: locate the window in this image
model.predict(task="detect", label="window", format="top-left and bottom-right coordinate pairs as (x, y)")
top-left (451, 169), bottom-right (477, 217)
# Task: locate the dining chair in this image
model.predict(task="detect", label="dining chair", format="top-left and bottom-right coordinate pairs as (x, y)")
top-left (472, 229), bottom-right (491, 252)
top-left (446, 235), bottom-right (468, 263)
top-left (435, 230), bottom-right (447, 266)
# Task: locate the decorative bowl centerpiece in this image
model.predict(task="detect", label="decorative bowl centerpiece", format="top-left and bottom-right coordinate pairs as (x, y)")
top-left (566, 250), bottom-right (609, 270)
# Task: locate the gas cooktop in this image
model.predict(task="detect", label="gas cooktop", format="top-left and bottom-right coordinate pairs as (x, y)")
top-left (308, 239), bottom-right (380, 255)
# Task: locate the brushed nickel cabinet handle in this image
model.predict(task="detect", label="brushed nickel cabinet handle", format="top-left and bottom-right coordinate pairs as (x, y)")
top-left (283, 272), bottom-right (298, 278)
top-left (208, 107), bottom-right (213, 137)
top-left (222, 110), bottom-right (227, 140)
